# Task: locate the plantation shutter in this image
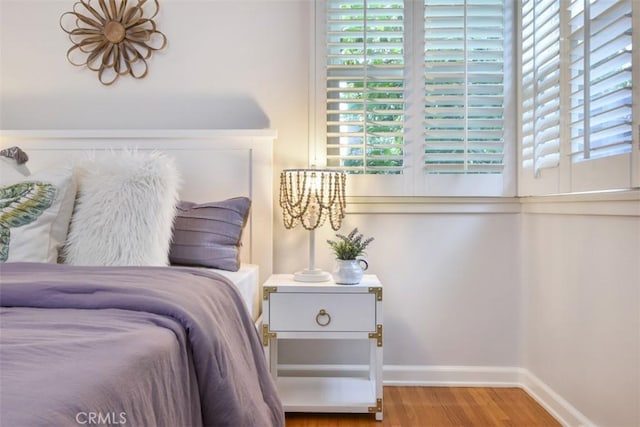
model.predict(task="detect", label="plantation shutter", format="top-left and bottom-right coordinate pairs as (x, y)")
top-left (325, 0), bottom-right (405, 174)
top-left (520, 0), bottom-right (561, 175)
top-left (424, 0), bottom-right (505, 173)
top-left (569, 0), bottom-right (633, 162)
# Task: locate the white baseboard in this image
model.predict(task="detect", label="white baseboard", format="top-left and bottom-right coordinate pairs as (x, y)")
top-left (518, 369), bottom-right (595, 427)
top-left (278, 363), bottom-right (520, 386)
top-left (383, 364), bottom-right (521, 387)
top-left (278, 364), bottom-right (594, 427)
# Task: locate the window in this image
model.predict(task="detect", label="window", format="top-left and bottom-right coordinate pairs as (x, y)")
top-left (520, 0), bottom-right (561, 176)
top-left (325, 0), bottom-right (405, 175)
top-left (318, 0), bottom-right (515, 197)
top-left (424, 0), bottom-right (506, 174)
top-left (569, 0), bottom-right (633, 162)
top-left (519, 0), bottom-right (638, 195)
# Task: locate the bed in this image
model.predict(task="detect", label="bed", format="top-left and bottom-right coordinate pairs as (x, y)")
top-left (0, 130), bottom-right (282, 426)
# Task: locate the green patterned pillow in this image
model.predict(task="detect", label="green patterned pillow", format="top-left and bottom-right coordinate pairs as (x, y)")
top-left (0, 167), bottom-right (77, 263)
top-left (0, 182), bottom-right (56, 261)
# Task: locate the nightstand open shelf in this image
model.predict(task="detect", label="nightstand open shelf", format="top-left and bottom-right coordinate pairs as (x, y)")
top-left (262, 274), bottom-right (383, 421)
top-left (276, 377), bottom-right (377, 413)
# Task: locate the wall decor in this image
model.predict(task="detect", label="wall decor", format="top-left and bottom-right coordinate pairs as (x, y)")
top-left (60, 0), bottom-right (167, 85)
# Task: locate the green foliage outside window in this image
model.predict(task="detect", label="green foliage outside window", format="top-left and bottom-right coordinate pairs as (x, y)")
top-left (327, 2), bottom-right (404, 174)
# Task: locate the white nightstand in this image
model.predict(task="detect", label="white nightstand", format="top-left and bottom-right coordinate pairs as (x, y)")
top-left (261, 274), bottom-right (383, 421)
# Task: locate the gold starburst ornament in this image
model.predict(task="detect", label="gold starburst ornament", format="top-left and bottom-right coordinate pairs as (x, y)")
top-left (60, 0), bottom-right (168, 85)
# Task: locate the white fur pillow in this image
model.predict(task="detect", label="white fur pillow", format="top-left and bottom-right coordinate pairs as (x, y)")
top-left (63, 150), bottom-right (180, 266)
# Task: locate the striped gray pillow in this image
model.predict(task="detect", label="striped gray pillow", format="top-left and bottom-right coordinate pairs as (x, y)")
top-left (169, 197), bottom-right (251, 271)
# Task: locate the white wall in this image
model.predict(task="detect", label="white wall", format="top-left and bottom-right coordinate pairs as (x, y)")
top-left (0, 0), bottom-right (310, 176)
top-left (1, 2), bottom-right (638, 426)
top-left (278, 209), bottom-right (522, 368)
top-left (522, 207), bottom-right (640, 427)
top-left (0, 0), bottom-right (522, 370)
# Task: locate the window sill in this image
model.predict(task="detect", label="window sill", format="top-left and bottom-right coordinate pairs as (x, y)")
top-left (346, 190), bottom-right (639, 217)
top-left (346, 196), bottom-right (521, 214)
top-left (519, 189), bottom-right (640, 217)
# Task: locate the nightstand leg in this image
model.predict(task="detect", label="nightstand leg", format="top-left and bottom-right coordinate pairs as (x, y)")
top-left (263, 344), bottom-right (269, 370)
top-left (269, 339), bottom-right (278, 378)
top-left (369, 339), bottom-right (376, 382)
top-left (263, 335), bottom-right (278, 379)
top-left (370, 338), bottom-right (383, 421)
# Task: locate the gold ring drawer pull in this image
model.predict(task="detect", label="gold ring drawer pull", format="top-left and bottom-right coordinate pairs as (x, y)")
top-left (315, 309), bottom-right (331, 327)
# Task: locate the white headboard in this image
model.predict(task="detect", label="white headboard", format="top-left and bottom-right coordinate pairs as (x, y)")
top-left (0, 129), bottom-right (275, 284)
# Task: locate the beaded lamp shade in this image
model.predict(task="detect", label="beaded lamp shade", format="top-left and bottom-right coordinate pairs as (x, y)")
top-left (279, 169), bottom-right (346, 282)
top-left (279, 169), bottom-right (346, 231)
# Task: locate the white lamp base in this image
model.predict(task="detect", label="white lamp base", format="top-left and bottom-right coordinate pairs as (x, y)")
top-left (293, 268), bottom-right (332, 282)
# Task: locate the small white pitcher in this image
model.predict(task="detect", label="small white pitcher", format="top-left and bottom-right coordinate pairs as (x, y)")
top-left (333, 258), bottom-right (369, 285)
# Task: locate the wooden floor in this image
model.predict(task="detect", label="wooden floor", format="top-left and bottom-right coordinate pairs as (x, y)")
top-left (284, 386), bottom-right (561, 426)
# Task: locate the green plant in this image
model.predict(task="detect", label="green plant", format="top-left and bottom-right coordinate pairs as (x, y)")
top-left (327, 228), bottom-right (374, 260)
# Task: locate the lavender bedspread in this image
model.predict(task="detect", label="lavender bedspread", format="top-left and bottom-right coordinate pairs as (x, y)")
top-left (0, 262), bottom-right (284, 427)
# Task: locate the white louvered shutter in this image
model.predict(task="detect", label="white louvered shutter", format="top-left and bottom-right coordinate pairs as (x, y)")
top-left (326, 0), bottom-right (405, 174)
top-left (569, 0), bottom-right (633, 162)
top-left (520, 0), bottom-right (561, 176)
top-left (424, 0), bottom-right (506, 173)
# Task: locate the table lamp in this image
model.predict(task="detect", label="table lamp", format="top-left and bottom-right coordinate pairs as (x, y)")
top-left (279, 168), bottom-right (346, 282)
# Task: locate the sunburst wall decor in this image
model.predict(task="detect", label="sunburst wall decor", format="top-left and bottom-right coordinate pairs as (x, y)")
top-left (60, 0), bottom-right (168, 85)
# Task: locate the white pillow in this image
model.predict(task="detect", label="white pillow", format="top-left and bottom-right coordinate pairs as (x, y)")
top-left (0, 165), bottom-right (78, 263)
top-left (63, 150), bottom-right (180, 266)
top-left (0, 157), bottom-right (30, 182)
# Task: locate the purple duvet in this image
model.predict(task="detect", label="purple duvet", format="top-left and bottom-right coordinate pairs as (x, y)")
top-left (0, 262), bottom-right (284, 427)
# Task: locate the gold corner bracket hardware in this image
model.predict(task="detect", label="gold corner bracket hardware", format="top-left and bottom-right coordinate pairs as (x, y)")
top-left (263, 286), bottom-right (277, 301)
top-left (262, 324), bottom-right (277, 346)
top-left (369, 324), bottom-right (383, 347)
top-left (368, 287), bottom-right (382, 301)
top-left (368, 398), bottom-right (383, 414)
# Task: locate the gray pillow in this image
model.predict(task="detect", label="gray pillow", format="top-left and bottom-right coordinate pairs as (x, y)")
top-left (169, 197), bottom-right (251, 271)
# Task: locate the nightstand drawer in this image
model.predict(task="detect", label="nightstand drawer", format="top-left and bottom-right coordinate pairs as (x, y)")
top-left (268, 293), bottom-right (376, 332)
